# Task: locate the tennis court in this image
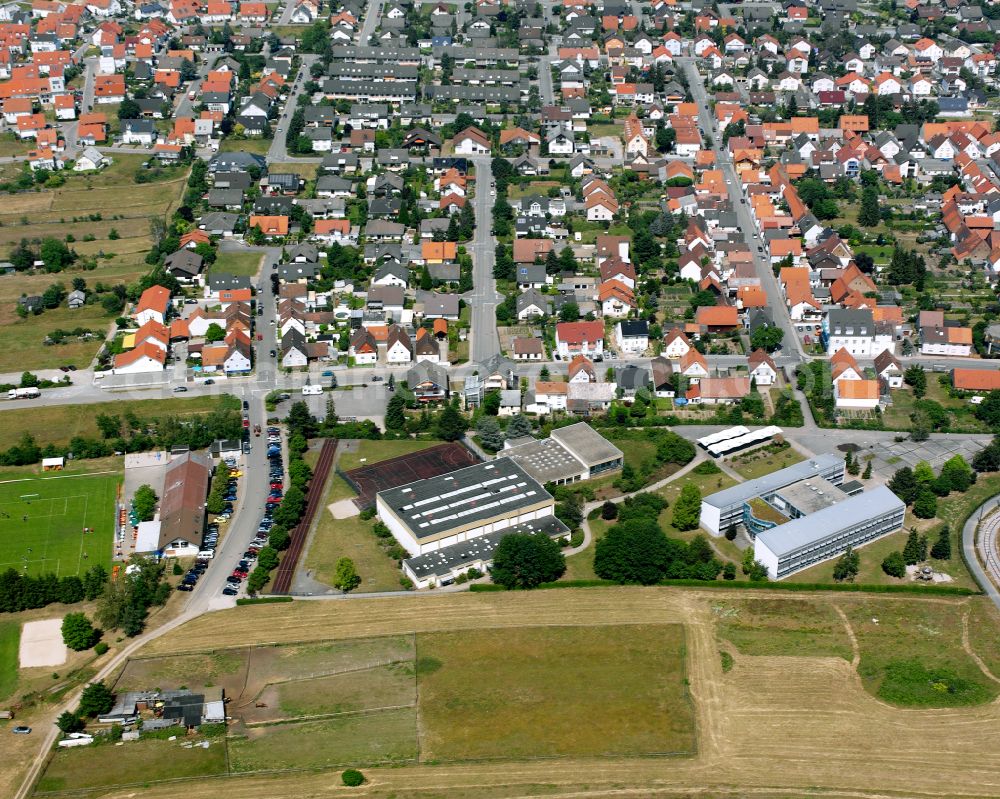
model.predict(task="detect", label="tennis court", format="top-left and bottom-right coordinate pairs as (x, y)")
top-left (345, 443), bottom-right (480, 509)
top-left (0, 471), bottom-right (119, 577)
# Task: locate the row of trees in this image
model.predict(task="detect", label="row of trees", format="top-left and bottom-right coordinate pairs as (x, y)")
top-left (0, 565), bottom-right (107, 614)
top-left (0, 404), bottom-right (244, 467)
top-left (246, 404), bottom-right (317, 594)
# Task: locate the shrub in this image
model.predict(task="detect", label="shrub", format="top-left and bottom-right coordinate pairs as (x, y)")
top-left (882, 551), bottom-right (906, 578)
top-left (62, 612), bottom-right (98, 651)
top-left (342, 769), bottom-right (365, 787)
top-left (692, 460), bottom-right (721, 475)
top-left (600, 501), bottom-right (618, 520)
top-left (94, 642), bottom-right (109, 656)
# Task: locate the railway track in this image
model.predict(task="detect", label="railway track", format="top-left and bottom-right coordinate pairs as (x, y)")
top-left (270, 438), bottom-right (338, 594)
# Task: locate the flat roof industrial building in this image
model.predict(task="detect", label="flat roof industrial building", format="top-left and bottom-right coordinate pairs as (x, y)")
top-left (376, 458), bottom-right (556, 556)
top-left (503, 422), bottom-right (623, 485)
top-left (699, 452), bottom-right (845, 536)
top-left (754, 486), bottom-right (905, 580)
top-left (402, 516), bottom-right (570, 589)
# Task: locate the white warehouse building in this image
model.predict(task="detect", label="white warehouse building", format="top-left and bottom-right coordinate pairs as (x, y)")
top-left (376, 458), bottom-right (556, 556)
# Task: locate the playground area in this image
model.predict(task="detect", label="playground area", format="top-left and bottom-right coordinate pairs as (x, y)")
top-left (0, 470), bottom-right (119, 578)
top-left (343, 442), bottom-right (480, 509)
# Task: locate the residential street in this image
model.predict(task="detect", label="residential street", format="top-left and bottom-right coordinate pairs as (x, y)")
top-left (267, 54), bottom-right (320, 163)
top-left (679, 58), bottom-right (803, 359)
top-left (468, 155), bottom-right (504, 363)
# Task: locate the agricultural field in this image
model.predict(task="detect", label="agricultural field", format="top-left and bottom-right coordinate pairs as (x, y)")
top-left (35, 731), bottom-right (228, 794)
top-left (841, 596), bottom-right (1000, 707)
top-left (0, 469), bottom-right (119, 577)
top-left (101, 589), bottom-right (1000, 799)
top-left (713, 596), bottom-right (853, 660)
top-left (0, 394), bottom-right (231, 449)
top-left (418, 624), bottom-right (694, 761)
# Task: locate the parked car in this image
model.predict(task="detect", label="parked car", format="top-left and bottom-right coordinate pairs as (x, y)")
top-left (177, 583), bottom-right (194, 592)
top-left (222, 586), bottom-right (238, 596)
top-left (12, 726), bottom-right (31, 735)
top-left (173, 386), bottom-right (188, 393)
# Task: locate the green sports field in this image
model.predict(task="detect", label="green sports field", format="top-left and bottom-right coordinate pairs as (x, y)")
top-left (0, 471), bottom-right (119, 578)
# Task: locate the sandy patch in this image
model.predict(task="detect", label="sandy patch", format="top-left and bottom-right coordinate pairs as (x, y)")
top-left (328, 500), bottom-right (360, 520)
top-left (19, 618), bottom-right (67, 668)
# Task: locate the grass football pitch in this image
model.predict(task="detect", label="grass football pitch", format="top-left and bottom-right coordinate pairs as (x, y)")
top-left (0, 471), bottom-right (119, 578)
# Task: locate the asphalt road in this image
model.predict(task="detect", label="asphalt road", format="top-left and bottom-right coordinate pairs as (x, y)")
top-left (267, 55), bottom-right (320, 163)
top-left (468, 155), bottom-right (504, 364)
top-left (358, 0), bottom-right (386, 44)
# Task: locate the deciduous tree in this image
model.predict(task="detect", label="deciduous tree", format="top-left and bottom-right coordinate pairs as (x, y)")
top-left (490, 533), bottom-right (566, 589)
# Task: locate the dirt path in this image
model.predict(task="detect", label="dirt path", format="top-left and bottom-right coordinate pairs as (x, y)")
top-left (961, 604), bottom-right (1000, 686)
top-left (833, 604), bottom-right (861, 668)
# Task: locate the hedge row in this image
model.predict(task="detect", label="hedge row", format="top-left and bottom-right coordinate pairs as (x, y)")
top-left (472, 579), bottom-right (978, 597)
top-left (236, 595), bottom-right (293, 606)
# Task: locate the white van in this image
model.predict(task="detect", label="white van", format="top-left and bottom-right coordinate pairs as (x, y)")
top-left (302, 385), bottom-right (323, 395)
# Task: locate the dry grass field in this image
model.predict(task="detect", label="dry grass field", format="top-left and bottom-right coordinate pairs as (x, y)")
top-left (417, 625), bottom-right (693, 761)
top-left (31, 588), bottom-right (1000, 799)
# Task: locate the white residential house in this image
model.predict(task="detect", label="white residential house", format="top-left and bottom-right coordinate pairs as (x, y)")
top-left (748, 350), bottom-right (778, 386)
top-left (386, 328), bottom-right (414, 364)
top-left (662, 329), bottom-right (691, 359)
top-left (614, 320), bottom-right (648, 355)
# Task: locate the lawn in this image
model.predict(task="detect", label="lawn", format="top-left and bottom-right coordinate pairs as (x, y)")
top-left (0, 622), bottom-right (20, 701)
top-left (841, 596), bottom-right (1000, 707)
top-left (417, 624), bottom-right (694, 761)
top-left (881, 378), bottom-right (987, 433)
top-left (35, 733), bottom-right (228, 792)
top-left (0, 394), bottom-right (232, 448)
top-left (211, 250), bottom-right (263, 278)
top-left (228, 708), bottom-right (417, 772)
top-left (713, 596), bottom-right (853, 660)
top-left (336, 438), bottom-right (445, 472)
top-left (562, 469), bottom-right (740, 582)
top-left (304, 507), bottom-right (404, 593)
top-left (218, 138), bottom-right (272, 155)
top-left (0, 470), bottom-right (119, 577)
top-left (587, 123), bottom-right (623, 139)
top-left (728, 445), bottom-right (804, 480)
